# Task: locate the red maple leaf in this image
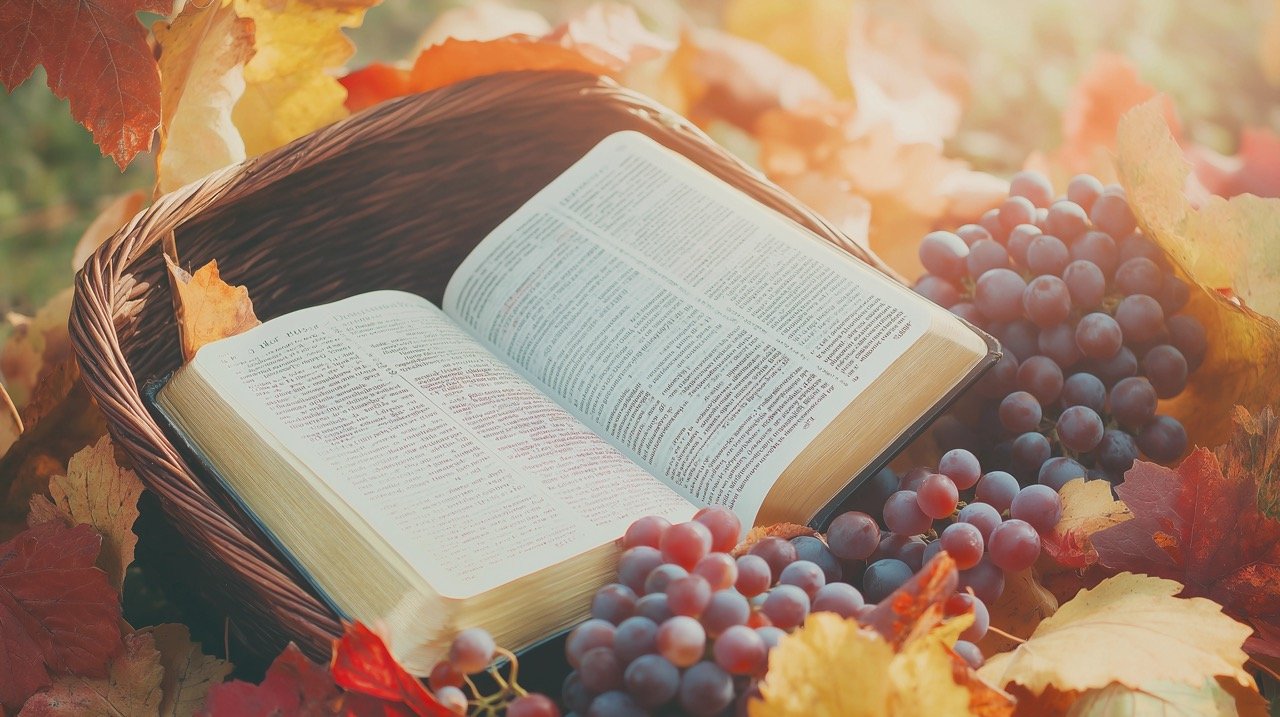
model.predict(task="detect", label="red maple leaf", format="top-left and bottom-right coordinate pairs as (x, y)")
top-left (1092, 450), bottom-right (1280, 656)
top-left (199, 643), bottom-right (340, 716)
top-left (330, 622), bottom-right (451, 717)
top-left (0, 521), bottom-right (122, 711)
top-left (0, 0), bottom-right (171, 168)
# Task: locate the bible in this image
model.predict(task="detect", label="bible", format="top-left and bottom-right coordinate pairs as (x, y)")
top-left (152, 130), bottom-right (996, 672)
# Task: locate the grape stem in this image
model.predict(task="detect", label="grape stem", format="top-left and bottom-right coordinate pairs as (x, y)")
top-left (464, 647), bottom-right (528, 716)
top-left (985, 625), bottom-right (1027, 644)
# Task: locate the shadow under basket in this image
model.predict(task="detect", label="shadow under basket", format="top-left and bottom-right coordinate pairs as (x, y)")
top-left (69, 70), bottom-right (891, 665)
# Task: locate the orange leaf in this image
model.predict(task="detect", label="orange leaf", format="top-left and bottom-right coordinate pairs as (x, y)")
top-left (17, 631), bottom-right (163, 716)
top-left (408, 37), bottom-right (612, 96)
top-left (542, 3), bottom-right (671, 72)
top-left (731, 522), bottom-right (819, 557)
top-left (165, 258), bottom-right (261, 363)
top-left (1, 288), bottom-right (74, 410)
top-left (0, 0), bottom-right (170, 168)
top-left (1188, 127), bottom-right (1280, 200)
top-left (340, 63), bottom-right (414, 113)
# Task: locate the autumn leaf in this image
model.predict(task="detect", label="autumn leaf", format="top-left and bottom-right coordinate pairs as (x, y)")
top-left (1092, 447), bottom-right (1280, 657)
top-left (1219, 406), bottom-right (1280, 521)
top-left (0, 0), bottom-right (170, 167)
top-left (0, 383), bottom-right (20, 457)
top-left (979, 573), bottom-right (1254, 697)
top-left (730, 522), bottom-right (820, 558)
top-left (543, 3), bottom-right (672, 72)
top-left (231, 0), bottom-right (380, 157)
top-left (0, 521), bottom-right (122, 711)
top-left (199, 643), bottom-right (337, 716)
top-left (330, 622), bottom-right (450, 717)
top-left (1115, 100), bottom-right (1280, 447)
top-left (413, 0), bottom-right (550, 50)
top-left (136, 624), bottom-right (233, 717)
top-left (1042, 478), bottom-right (1133, 569)
top-left (17, 631), bottom-right (164, 716)
top-left (1, 287), bottom-right (74, 410)
top-left (980, 568), bottom-right (1058, 655)
top-left (722, 0), bottom-right (856, 98)
top-left (1188, 128), bottom-right (1280, 200)
top-left (166, 258), bottom-right (261, 363)
top-left (154, 0), bottom-right (256, 195)
top-left (27, 436), bottom-right (143, 590)
top-left (861, 552), bottom-right (959, 646)
top-left (1064, 678), bottom-right (1269, 717)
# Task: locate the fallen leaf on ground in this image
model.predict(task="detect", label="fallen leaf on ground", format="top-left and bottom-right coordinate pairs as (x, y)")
top-left (978, 573), bottom-right (1254, 697)
top-left (1115, 100), bottom-right (1280, 446)
top-left (17, 631), bottom-right (164, 716)
top-left (1042, 478), bottom-right (1133, 569)
top-left (722, 0), bottom-right (855, 98)
top-left (979, 568), bottom-right (1058, 655)
top-left (166, 258), bottom-right (261, 363)
top-left (0, 288), bottom-right (74, 410)
top-left (154, 0), bottom-right (256, 195)
top-left (0, 0), bottom-right (170, 167)
top-left (71, 192), bottom-right (146, 271)
top-left (137, 624), bottom-right (233, 717)
top-left (198, 643), bottom-right (336, 716)
top-left (330, 622), bottom-right (451, 716)
top-left (27, 436), bottom-right (143, 590)
top-left (0, 521), bottom-right (122, 711)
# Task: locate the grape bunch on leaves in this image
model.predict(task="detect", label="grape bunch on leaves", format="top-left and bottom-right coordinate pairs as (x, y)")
top-left (914, 171), bottom-right (1204, 486)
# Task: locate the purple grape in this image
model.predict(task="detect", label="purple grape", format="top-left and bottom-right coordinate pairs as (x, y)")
top-left (1115, 257), bottom-right (1164, 296)
top-left (712, 625), bottom-right (766, 676)
top-left (956, 223), bottom-right (994, 245)
top-left (1159, 276), bottom-right (1190, 314)
top-left (592, 583), bottom-right (638, 625)
top-left (614, 616), bottom-right (659, 665)
top-left (779, 560), bottom-right (826, 598)
top-left (946, 591), bottom-right (990, 642)
top-left (618, 547), bottom-right (664, 594)
top-left (1038, 323), bottom-right (1082, 368)
top-left (863, 559), bottom-right (914, 603)
top-left (1110, 376), bottom-right (1157, 428)
top-left (701, 589), bottom-right (750, 638)
top-left (1038, 456), bottom-right (1085, 491)
top-left (1167, 314), bottom-right (1207, 371)
top-left (644, 564), bottom-right (687, 594)
top-left (1138, 415), bottom-right (1188, 462)
top-left (567, 619), bottom-right (616, 669)
top-left (747, 536), bottom-right (797, 583)
top-left (898, 539), bottom-right (926, 571)
top-left (734, 555), bottom-right (772, 598)
top-left (790, 535), bottom-right (842, 583)
top-left (1023, 275), bottom-right (1072, 328)
top-left (656, 616), bottom-right (705, 667)
top-left (975, 470), bottom-right (1020, 512)
top-left (954, 640), bottom-right (985, 669)
top-left (1017, 356), bottom-right (1064, 404)
top-left (974, 268), bottom-right (1029, 322)
top-left (563, 672), bottom-right (591, 714)
top-left (1000, 195), bottom-right (1038, 231)
top-left (1056, 405), bottom-right (1104, 452)
top-left (915, 275), bottom-right (960, 307)
top-left (898, 466), bottom-right (930, 492)
top-left (579, 646), bottom-right (624, 693)
top-left (883, 490), bottom-right (934, 535)
top-left (1070, 231), bottom-right (1119, 275)
top-left (919, 231), bottom-right (970, 280)
top-left (1075, 312), bottom-right (1123, 359)
top-left (1010, 171), bottom-right (1055, 208)
top-left (1006, 224), bottom-right (1042, 266)
top-left (938, 448), bottom-right (981, 490)
top-left (1010, 484), bottom-right (1063, 533)
top-left (1045, 200), bottom-right (1090, 239)
top-left (1062, 259), bottom-right (1106, 309)
top-left (812, 582), bottom-right (864, 617)
top-left (999, 391), bottom-right (1042, 433)
top-left (917, 474), bottom-right (959, 519)
top-left (940, 522), bottom-right (984, 570)
top-left (950, 301), bottom-right (987, 327)
top-left (826, 511), bottom-right (880, 561)
top-left (958, 558), bottom-right (1005, 603)
top-left (995, 319), bottom-right (1040, 363)
top-left (1090, 345), bottom-right (1138, 386)
top-left (678, 661), bottom-right (735, 716)
top-left (979, 208), bottom-right (1006, 242)
top-left (1026, 234), bottom-right (1070, 276)
top-left (1114, 294), bottom-right (1165, 344)
top-left (977, 353), bottom-right (1019, 399)
top-left (1091, 191), bottom-right (1138, 238)
top-left (967, 239), bottom-right (1010, 278)
top-left (1097, 429), bottom-right (1139, 477)
top-left (587, 690), bottom-right (647, 717)
top-left (1061, 372), bottom-right (1106, 413)
top-left (1067, 174), bottom-right (1104, 211)
top-left (988, 519), bottom-right (1041, 572)
top-left (449, 627), bottom-right (497, 673)
top-left (958, 502), bottom-right (1002, 540)
top-left (761, 584), bottom-right (810, 630)
top-left (1143, 344), bottom-right (1188, 398)
top-left (667, 575), bottom-right (712, 617)
top-left (623, 654), bottom-right (679, 709)
top-left (634, 593), bottom-right (672, 624)
top-left (693, 553), bottom-right (737, 591)
top-left (1011, 432), bottom-right (1051, 478)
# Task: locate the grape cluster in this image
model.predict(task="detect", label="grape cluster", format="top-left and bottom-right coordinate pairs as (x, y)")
top-left (913, 171), bottom-right (1204, 485)
top-left (427, 628), bottom-right (561, 716)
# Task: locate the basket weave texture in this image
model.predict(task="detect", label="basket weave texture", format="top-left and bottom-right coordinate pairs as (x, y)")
top-left (70, 70), bottom-right (890, 661)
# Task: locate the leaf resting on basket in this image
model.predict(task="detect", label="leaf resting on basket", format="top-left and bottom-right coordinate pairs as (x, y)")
top-left (17, 631), bottom-right (165, 717)
top-left (136, 623), bottom-right (233, 717)
top-left (165, 258), bottom-right (261, 363)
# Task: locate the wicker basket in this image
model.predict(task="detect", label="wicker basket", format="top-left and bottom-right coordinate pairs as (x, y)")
top-left (70, 70), bottom-right (892, 663)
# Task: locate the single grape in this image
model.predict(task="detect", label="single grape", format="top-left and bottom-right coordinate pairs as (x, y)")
top-left (761, 584), bottom-right (810, 630)
top-left (614, 616), bottom-right (659, 665)
top-left (1114, 295), bottom-right (1165, 344)
top-left (922, 538), bottom-right (944, 566)
top-left (883, 490), bottom-right (934, 535)
top-left (1023, 275), bottom-right (1072, 328)
top-left (747, 537), bottom-right (797, 583)
top-left (939, 522), bottom-right (984, 570)
top-left (678, 662), bottom-right (735, 717)
top-left (435, 686), bottom-right (468, 715)
top-left (634, 593), bottom-right (672, 624)
top-left (1115, 257), bottom-right (1164, 297)
top-left (898, 539), bottom-right (926, 571)
top-left (974, 268), bottom-right (1029, 322)
top-left (988, 519), bottom-right (1042, 572)
top-left (919, 231), bottom-right (970, 280)
top-left (1026, 234), bottom-right (1070, 276)
top-left (1143, 344), bottom-right (1188, 399)
top-left (667, 575), bottom-right (712, 617)
top-left (1056, 405), bottom-right (1104, 452)
top-left (1038, 456), bottom-right (1085, 491)
top-left (449, 627), bottom-right (496, 674)
top-left (712, 625), bottom-right (767, 676)
top-left (734, 555), bottom-right (772, 598)
top-left (977, 353), bottom-right (1019, 399)
top-left (1091, 192), bottom-right (1137, 238)
top-left (1075, 313), bottom-right (1123, 359)
top-left (1097, 429), bottom-right (1139, 478)
top-left (507, 693), bottom-right (560, 717)
top-left (693, 506), bottom-right (742, 554)
top-left (1010, 431), bottom-right (1051, 479)
top-left (975, 471), bottom-right (1020, 513)
top-left (693, 553), bottom-right (737, 591)
top-left (1070, 231), bottom-right (1119, 276)
top-left (643, 564), bottom-right (687, 595)
top-left (999, 195), bottom-right (1038, 231)
top-left (1166, 314), bottom-right (1207, 371)
top-left (660, 521), bottom-right (713, 570)
top-left (655, 616), bottom-right (705, 667)
top-left (999, 391), bottom-right (1043, 434)
top-left (945, 591), bottom-right (991, 642)
top-left (623, 515), bottom-right (671, 549)
top-left (1067, 174), bottom-right (1105, 211)
top-left (1110, 376), bottom-right (1158, 428)
top-left (958, 502), bottom-right (1002, 541)
top-left (967, 239), bottom-right (1010, 278)
top-left (618, 547), bottom-right (664, 595)
top-left (950, 301), bottom-right (987, 328)
top-left (1017, 356), bottom-right (1064, 404)
top-left (623, 654), bottom-right (679, 709)
top-left (1010, 484), bottom-right (1063, 533)
top-left (812, 582), bottom-right (864, 617)
top-left (863, 559), bottom-right (914, 603)
top-left (702, 589), bottom-right (750, 637)
top-left (566, 619), bottom-right (616, 669)
top-left (779, 560), bottom-right (826, 598)
top-left (1061, 372), bottom-right (1106, 413)
top-left (954, 640), bottom-right (985, 669)
top-left (562, 672), bottom-right (591, 715)
top-left (1158, 275), bottom-right (1190, 315)
top-left (825, 511), bottom-right (880, 561)
top-left (586, 690), bottom-right (647, 717)
top-left (958, 558), bottom-right (1006, 604)
top-left (898, 465), bottom-right (931, 492)
top-left (1090, 345), bottom-right (1139, 386)
top-left (1117, 232), bottom-right (1166, 266)
top-left (1138, 416), bottom-right (1188, 463)
top-left (790, 536), bottom-right (842, 583)
top-left (995, 319), bottom-right (1040, 364)
top-left (756, 625), bottom-right (786, 653)
top-left (1038, 322), bottom-right (1082, 368)
top-left (1006, 223), bottom-right (1042, 266)
top-left (979, 208), bottom-right (1007, 242)
top-left (578, 645), bottom-right (624, 693)
top-left (592, 583), bottom-right (638, 625)
top-left (939, 448), bottom-right (982, 490)
top-left (1045, 199), bottom-right (1090, 239)
top-left (1010, 170), bottom-right (1055, 207)
top-left (956, 223), bottom-right (994, 245)
top-left (918, 476), bottom-right (959, 521)
top-left (1062, 259), bottom-right (1106, 309)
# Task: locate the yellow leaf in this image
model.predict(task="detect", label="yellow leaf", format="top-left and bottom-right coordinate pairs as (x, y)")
top-left (1261, 0), bottom-right (1280, 86)
top-left (154, 0), bottom-right (255, 195)
top-left (1042, 478), bottom-right (1133, 568)
top-left (543, 3), bottom-right (672, 72)
top-left (978, 574), bottom-right (1255, 697)
top-left (980, 568), bottom-right (1058, 655)
top-left (72, 191), bottom-right (146, 271)
top-left (1066, 678), bottom-right (1269, 717)
top-left (723, 0), bottom-right (855, 98)
top-left (137, 624), bottom-right (233, 717)
top-left (166, 258), bottom-right (261, 363)
top-left (0, 287), bottom-right (74, 409)
top-left (231, 0), bottom-right (380, 156)
top-left (1115, 100), bottom-right (1280, 446)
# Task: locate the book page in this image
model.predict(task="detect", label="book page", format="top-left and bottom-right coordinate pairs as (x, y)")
top-left (444, 131), bottom-right (929, 524)
top-left (192, 291), bottom-right (691, 598)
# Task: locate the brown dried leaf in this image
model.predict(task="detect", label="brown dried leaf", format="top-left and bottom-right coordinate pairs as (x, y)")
top-left (1043, 478), bottom-right (1133, 569)
top-left (17, 632), bottom-right (164, 716)
top-left (0, 288), bottom-right (74, 410)
top-left (980, 568), bottom-right (1058, 655)
top-left (1219, 406), bottom-right (1280, 520)
top-left (137, 624), bottom-right (233, 717)
top-left (165, 258), bottom-right (260, 363)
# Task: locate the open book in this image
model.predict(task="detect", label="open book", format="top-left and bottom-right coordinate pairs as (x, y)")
top-left (153, 131), bottom-right (995, 672)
